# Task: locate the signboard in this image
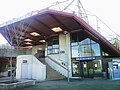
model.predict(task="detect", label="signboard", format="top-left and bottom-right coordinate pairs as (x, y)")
top-left (59, 51), bottom-right (65, 54)
top-left (76, 56), bottom-right (96, 61)
top-left (0, 11), bottom-right (38, 28)
top-left (23, 60), bottom-right (27, 63)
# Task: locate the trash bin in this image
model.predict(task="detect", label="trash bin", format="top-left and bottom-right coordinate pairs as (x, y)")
top-left (8, 70), bottom-right (11, 76)
top-left (102, 72), bottom-right (106, 78)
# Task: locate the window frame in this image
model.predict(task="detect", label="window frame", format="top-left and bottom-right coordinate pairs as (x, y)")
top-left (71, 33), bottom-right (101, 57)
top-left (47, 36), bottom-right (59, 55)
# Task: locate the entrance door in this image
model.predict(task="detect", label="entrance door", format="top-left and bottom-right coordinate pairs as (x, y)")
top-left (21, 64), bottom-right (28, 79)
top-left (21, 64), bottom-right (32, 79)
top-left (72, 61), bottom-right (80, 77)
top-left (81, 61), bottom-right (94, 78)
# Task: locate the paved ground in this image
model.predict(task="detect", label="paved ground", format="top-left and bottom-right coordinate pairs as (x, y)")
top-left (20, 78), bottom-right (120, 90)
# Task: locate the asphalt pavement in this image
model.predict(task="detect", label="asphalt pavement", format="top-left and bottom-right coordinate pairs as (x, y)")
top-left (20, 78), bottom-right (120, 90)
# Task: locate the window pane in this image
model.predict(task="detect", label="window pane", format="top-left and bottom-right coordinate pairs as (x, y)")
top-left (72, 46), bottom-right (79, 57)
top-left (47, 39), bottom-right (52, 46)
top-left (71, 36), bottom-right (101, 57)
top-left (53, 45), bottom-right (59, 48)
top-left (47, 36), bottom-right (59, 55)
top-left (53, 39), bottom-right (59, 44)
top-left (48, 46), bottom-right (52, 49)
top-left (80, 45), bottom-right (92, 56)
top-left (91, 40), bottom-right (97, 44)
top-left (71, 42), bottom-right (78, 46)
top-left (80, 38), bottom-right (90, 45)
top-left (53, 49), bottom-right (59, 53)
top-left (48, 49), bottom-right (52, 54)
top-left (91, 44), bottom-right (100, 56)
top-left (94, 60), bottom-right (102, 77)
top-left (71, 33), bottom-right (78, 42)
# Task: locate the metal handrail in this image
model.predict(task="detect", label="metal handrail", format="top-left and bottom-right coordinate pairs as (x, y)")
top-left (47, 56), bottom-right (68, 70)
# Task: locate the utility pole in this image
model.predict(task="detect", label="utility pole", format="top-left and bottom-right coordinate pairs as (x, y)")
top-left (48, 0), bottom-right (88, 22)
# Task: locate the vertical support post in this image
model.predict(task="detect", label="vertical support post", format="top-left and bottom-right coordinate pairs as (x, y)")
top-left (10, 44), bottom-right (13, 82)
top-left (64, 31), bottom-right (70, 83)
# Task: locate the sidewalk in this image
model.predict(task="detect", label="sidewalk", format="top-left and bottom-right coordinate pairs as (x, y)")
top-left (21, 78), bottom-right (120, 90)
top-left (0, 77), bottom-right (11, 83)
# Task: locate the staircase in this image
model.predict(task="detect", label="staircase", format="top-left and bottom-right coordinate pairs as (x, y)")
top-left (34, 52), bottom-right (66, 80)
top-left (34, 50), bottom-right (45, 64)
top-left (46, 63), bottom-right (66, 80)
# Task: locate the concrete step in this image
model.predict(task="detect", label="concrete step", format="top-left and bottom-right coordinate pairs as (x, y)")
top-left (46, 63), bottom-right (66, 80)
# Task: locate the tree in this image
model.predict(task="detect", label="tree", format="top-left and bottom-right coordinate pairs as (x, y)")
top-left (2, 20), bottom-right (32, 82)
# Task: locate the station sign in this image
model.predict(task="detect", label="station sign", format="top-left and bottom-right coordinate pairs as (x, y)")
top-left (76, 56), bottom-right (96, 61)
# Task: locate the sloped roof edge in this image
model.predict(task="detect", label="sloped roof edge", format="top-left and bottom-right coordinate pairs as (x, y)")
top-left (73, 14), bottom-right (120, 56)
top-left (0, 9), bottom-right (120, 57)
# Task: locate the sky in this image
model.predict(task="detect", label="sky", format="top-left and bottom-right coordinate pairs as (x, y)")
top-left (0, 0), bottom-right (120, 44)
top-left (81, 0), bottom-right (120, 35)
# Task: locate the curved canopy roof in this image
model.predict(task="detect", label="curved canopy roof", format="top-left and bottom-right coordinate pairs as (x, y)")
top-left (0, 9), bottom-right (120, 57)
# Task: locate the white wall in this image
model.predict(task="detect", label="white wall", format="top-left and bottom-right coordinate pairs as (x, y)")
top-left (16, 55), bottom-right (46, 81)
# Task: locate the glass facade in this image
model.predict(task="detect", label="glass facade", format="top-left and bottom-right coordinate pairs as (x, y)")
top-left (71, 32), bottom-right (102, 78)
top-left (72, 60), bottom-right (102, 77)
top-left (93, 60), bottom-right (102, 77)
top-left (71, 34), bottom-right (101, 57)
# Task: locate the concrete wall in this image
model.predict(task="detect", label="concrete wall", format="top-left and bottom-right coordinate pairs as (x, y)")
top-left (16, 55), bottom-right (46, 81)
top-left (32, 45), bottom-right (45, 55)
top-left (0, 48), bottom-right (32, 57)
top-left (0, 45), bottom-right (45, 57)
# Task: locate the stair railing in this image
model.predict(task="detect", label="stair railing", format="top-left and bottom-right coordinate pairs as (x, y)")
top-left (47, 56), bottom-right (68, 70)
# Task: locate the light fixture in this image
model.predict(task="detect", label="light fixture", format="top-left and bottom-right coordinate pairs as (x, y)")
top-left (51, 27), bottom-right (63, 32)
top-left (30, 32), bottom-right (41, 36)
top-left (24, 39), bottom-right (32, 42)
top-left (19, 46), bottom-right (33, 49)
top-left (39, 40), bottom-right (46, 42)
top-left (25, 42), bottom-right (32, 45)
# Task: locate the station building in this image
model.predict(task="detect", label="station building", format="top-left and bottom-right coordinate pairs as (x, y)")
top-left (0, 9), bottom-right (120, 80)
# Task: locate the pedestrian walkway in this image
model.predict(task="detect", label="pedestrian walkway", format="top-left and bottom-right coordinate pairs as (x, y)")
top-left (21, 78), bottom-right (120, 90)
top-left (0, 77), bottom-right (11, 83)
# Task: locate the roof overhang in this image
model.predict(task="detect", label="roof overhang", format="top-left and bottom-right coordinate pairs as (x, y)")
top-left (0, 9), bottom-right (120, 57)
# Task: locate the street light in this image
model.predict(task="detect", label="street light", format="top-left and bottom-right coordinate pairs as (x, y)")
top-left (64, 31), bottom-right (70, 83)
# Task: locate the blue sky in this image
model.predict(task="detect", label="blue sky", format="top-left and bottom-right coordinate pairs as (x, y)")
top-left (0, 0), bottom-right (120, 44)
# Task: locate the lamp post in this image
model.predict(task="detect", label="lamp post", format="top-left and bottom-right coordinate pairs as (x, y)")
top-left (64, 31), bottom-right (70, 83)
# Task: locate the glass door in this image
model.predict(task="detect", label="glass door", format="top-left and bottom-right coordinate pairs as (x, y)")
top-left (72, 61), bottom-right (80, 77)
top-left (81, 61), bottom-right (94, 78)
